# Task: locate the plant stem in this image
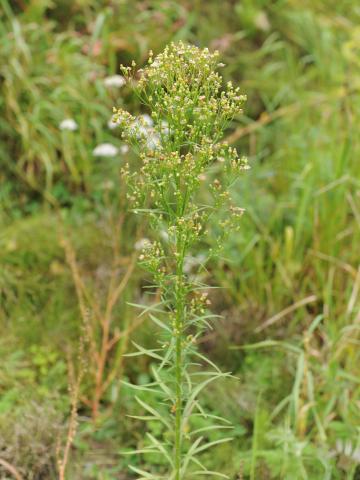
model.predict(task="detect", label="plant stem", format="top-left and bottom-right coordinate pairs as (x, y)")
top-left (174, 218), bottom-right (185, 479)
top-left (175, 321), bottom-right (182, 479)
top-left (174, 258), bottom-right (184, 479)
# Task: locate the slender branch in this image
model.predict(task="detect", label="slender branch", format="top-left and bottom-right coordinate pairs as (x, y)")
top-left (0, 459), bottom-right (22, 480)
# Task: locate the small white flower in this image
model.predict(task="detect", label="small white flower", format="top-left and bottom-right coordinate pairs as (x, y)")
top-left (93, 143), bottom-right (118, 157)
top-left (107, 115), bottom-right (120, 130)
top-left (135, 238), bottom-right (151, 251)
top-left (160, 230), bottom-right (169, 242)
top-left (101, 180), bottom-right (114, 190)
top-left (120, 145), bottom-right (129, 154)
top-left (140, 114), bottom-right (153, 127)
top-left (160, 120), bottom-right (169, 135)
top-left (104, 75), bottom-right (126, 88)
top-left (146, 133), bottom-right (161, 150)
top-left (59, 118), bottom-right (78, 131)
top-left (353, 448), bottom-right (360, 462)
top-left (147, 136), bottom-right (160, 150)
top-left (129, 119), bottom-right (148, 139)
top-left (334, 439), bottom-right (360, 462)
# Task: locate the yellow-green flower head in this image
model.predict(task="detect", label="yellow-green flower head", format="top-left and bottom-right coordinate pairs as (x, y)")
top-left (118, 42), bottom-right (246, 157)
top-left (134, 42), bottom-right (246, 150)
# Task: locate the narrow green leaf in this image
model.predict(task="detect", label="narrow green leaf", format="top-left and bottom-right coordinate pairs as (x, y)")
top-left (151, 366), bottom-right (173, 398)
top-left (190, 413), bottom-right (232, 424)
top-left (181, 436), bottom-right (204, 474)
top-left (193, 437), bottom-right (233, 455)
top-left (126, 414), bottom-right (157, 421)
top-left (190, 425), bottom-right (233, 436)
top-left (128, 301), bottom-right (166, 317)
top-left (146, 432), bottom-right (173, 465)
top-left (121, 380), bottom-right (160, 394)
top-left (129, 465), bottom-right (163, 479)
top-left (148, 313), bottom-right (171, 332)
top-left (123, 341), bottom-right (164, 361)
top-left (121, 448), bottom-right (158, 455)
top-left (230, 340), bottom-right (302, 354)
top-left (193, 471), bottom-right (230, 478)
top-left (192, 351), bottom-right (221, 373)
top-left (135, 396), bottom-right (171, 429)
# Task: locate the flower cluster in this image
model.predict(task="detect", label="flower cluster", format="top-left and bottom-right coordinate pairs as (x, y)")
top-left (117, 42), bottom-right (248, 479)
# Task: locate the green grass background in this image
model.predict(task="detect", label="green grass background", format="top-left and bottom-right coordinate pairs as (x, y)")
top-left (1, 0), bottom-right (360, 478)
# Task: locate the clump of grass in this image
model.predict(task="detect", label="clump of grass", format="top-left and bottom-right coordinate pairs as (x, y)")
top-left (0, 1), bottom-right (126, 195)
top-left (114, 42), bottom-right (248, 478)
top-left (0, 402), bottom-right (64, 479)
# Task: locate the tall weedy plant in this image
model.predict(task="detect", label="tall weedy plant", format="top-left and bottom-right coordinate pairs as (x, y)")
top-left (114, 42), bottom-right (248, 479)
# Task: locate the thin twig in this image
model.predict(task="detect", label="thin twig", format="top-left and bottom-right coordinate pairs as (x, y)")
top-left (57, 348), bottom-right (84, 480)
top-left (256, 295), bottom-right (317, 332)
top-left (0, 459), bottom-right (23, 480)
top-left (226, 95), bottom-right (326, 144)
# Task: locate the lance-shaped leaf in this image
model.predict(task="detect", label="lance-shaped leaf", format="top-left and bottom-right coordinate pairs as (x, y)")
top-left (181, 436), bottom-right (204, 475)
top-left (122, 380), bottom-right (162, 395)
top-left (192, 436), bottom-right (234, 455)
top-left (190, 424), bottom-right (233, 436)
top-left (149, 313), bottom-right (172, 333)
top-left (146, 432), bottom-right (173, 466)
top-left (151, 365), bottom-right (173, 399)
top-left (128, 300), bottom-right (168, 317)
top-left (190, 412), bottom-right (232, 425)
top-left (193, 471), bottom-right (230, 478)
top-left (159, 341), bottom-right (175, 371)
top-left (192, 351), bottom-right (222, 373)
top-left (129, 465), bottom-right (166, 479)
top-left (182, 371), bottom-right (232, 427)
top-left (135, 396), bottom-right (171, 429)
top-left (123, 341), bottom-right (165, 361)
top-left (126, 414), bottom-right (158, 422)
top-left (121, 447), bottom-right (158, 455)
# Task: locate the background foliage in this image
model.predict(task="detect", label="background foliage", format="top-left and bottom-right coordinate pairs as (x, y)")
top-left (1, 0), bottom-right (360, 478)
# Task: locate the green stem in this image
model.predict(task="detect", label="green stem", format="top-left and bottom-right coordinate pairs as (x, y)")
top-left (174, 185), bottom-right (187, 478)
top-left (175, 324), bottom-right (182, 478)
top-left (174, 252), bottom-right (184, 480)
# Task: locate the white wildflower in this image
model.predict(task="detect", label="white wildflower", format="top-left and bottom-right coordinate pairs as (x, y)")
top-left (150, 59), bottom-right (160, 68)
top-left (160, 230), bottom-right (169, 242)
top-left (146, 133), bottom-right (161, 150)
top-left (334, 439), bottom-right (360, 462)
top-left (254, 11), bottom-right (270, 32)
top-left (129, 119), bottom-right (148, 139)
top-left (135, 238), bottom-right (151, 251)
top-left (140, 114), bottom-right (153, 127)
top-left (59, 118), bottom-right (78, 131)
top-left (101, 180), bottom-right (114, 190)
top-left (160, 120), bottom-right (169, 135)
top-left (104, 75), bottom-right (126, 88)
top-left (107, 115), bottom-right (120, 130)
top-left (120, 145), bottom-right (129, 154)
top-left (93, 143), bottom-right (118, 157)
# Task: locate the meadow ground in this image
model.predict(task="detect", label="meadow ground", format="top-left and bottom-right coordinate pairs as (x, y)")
top-left (0, 1), bottom-right (360, 478)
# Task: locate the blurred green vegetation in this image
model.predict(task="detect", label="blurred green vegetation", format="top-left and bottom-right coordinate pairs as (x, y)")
top-left (1, 0), bottom-right (360, 478)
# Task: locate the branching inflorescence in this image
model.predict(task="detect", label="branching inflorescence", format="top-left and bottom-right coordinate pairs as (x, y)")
top-left (114, 42), bottom-right (248, 479)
